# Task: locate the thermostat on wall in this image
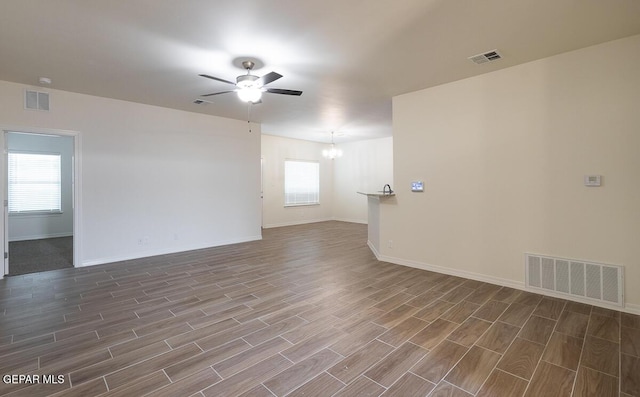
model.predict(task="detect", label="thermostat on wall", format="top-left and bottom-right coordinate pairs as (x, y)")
top-left (411, 181), bottom-right (424, 192)
top-left (584, 175), bottom-right (601, 187)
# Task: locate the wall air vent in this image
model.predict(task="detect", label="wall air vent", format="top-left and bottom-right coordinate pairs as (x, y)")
top-left (468, 50), bottom-right (502, 65)
top-left (525, 253), bottom-right (624, 308)
top-left (25, 90), bottom-right (50, 111)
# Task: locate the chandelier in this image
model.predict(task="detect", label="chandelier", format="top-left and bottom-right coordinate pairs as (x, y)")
top-left (322, 131), bottom-right (342, 159)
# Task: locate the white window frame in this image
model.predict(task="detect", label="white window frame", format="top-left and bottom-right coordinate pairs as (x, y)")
top-left (8, 151), bottom-right (63, 215)
top-left (284, 159), bottom-right (320, 207)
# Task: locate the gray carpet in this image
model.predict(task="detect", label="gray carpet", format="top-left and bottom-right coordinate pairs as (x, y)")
top-left (8, 237), bottom-right (73, 276)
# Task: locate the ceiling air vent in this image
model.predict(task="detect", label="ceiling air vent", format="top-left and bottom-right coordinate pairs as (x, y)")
top-left (468, 49), bottom-right (502, 65)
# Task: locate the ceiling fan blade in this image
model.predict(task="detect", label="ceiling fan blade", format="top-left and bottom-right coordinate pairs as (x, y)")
top-left (201, 90), bottom-right (235, 97)
top-left (199, 74), bottom-right (236, 86)
top-left (257, 72), bottom-right (282, 87)
top-left (266, 88), bottom-right (303, 96)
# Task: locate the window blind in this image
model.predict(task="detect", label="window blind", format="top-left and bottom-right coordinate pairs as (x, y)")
top-left (8, 152), bottom-right (62, 213)
top-left (284, 160), bottom-right (319, 206)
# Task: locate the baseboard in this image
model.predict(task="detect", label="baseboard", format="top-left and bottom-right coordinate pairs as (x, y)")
top-left (378, 252), bottom-right (525, 291)
top-left (372, 250), bottom-right (640, 315)
top-left (81, 234), bottom-right (263, 267)
top-left (262, 218), bottom-right (333, 229)
top-left (367, 240), bottom-right (381, 259)
top-left (332, 217), bottom-right (367, 225)
top-left (525, 285), bottom-right (638, 314)
top-left (9, 232), bottom-right (73, 242)
top-left (626, 303), bottom-right (640, 315)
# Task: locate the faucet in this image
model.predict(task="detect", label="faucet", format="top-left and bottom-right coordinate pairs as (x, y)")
top-left (383, 184), bottom-right (393, 194)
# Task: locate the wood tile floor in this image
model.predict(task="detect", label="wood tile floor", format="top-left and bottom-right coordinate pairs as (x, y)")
top-left (0, 221), bottom-right (638, 396)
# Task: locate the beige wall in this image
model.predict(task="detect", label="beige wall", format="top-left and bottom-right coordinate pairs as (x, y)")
top-left (333, 137), bottom-right (394, 224)
top-left (381, 34), bottom-right (640, 311)
top-left (0, 80), bottom-right (261, 267)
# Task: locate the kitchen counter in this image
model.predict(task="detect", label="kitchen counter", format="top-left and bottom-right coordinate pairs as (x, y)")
top-left (357, 191), bottom-right (395, 198)
top-left (358, 191), bottom-right (395, 258)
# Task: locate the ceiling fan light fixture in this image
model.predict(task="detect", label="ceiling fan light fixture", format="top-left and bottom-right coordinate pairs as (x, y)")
top-left (199, 59), bottom-right (300, 104)
top-left (236, 74), bottom-right (259, 88)
top-left (237, 87), bottom-right (262, 103)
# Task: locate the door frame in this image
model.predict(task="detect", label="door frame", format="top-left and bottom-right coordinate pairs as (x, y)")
top-left (261, 156), bottom-right (264, 229)
top-left (1, 126), bottom-right (82, 277)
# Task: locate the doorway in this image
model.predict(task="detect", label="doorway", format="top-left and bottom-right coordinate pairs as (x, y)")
top-left (3, 130), bottom-right (77, 276)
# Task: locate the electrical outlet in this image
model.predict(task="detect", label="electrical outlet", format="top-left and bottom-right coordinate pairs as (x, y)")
top-left (173, 233), bottom-right (179, 241)
top-left (143, 236), bottom-right (149, 245)
top-left (137, 238), bottom-right (143, 245)
top-left (388, 240), bottom-right (394, 248)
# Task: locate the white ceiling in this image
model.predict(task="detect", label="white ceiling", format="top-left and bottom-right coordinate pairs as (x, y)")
top-left (1, 0), bottom-right (639, 143)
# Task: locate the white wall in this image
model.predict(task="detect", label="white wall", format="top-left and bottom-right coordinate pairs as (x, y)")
top-left (7, 132), bottom-right (74, 241)
top-left (261, 134), bottom-right (333, 228)
top-left (381, 34), bottom-right (640, 311)
top-left (333, 137), bottom-right (394, 224)
top-left (0, 80), bottom-right (262, 267)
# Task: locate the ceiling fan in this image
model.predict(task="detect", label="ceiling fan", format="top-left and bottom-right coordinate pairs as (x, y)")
top-left (199, 60), bottom-right (302, 104)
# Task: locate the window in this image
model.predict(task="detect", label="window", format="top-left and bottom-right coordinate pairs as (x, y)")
top-left (8, 152), bottom-right (62, 213)
top-left (284, 160), bottom-right (319, 206)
